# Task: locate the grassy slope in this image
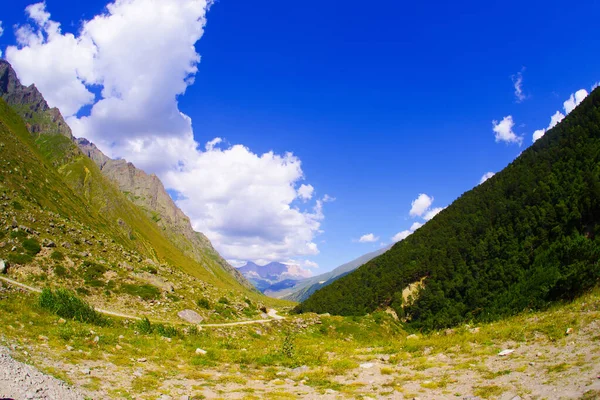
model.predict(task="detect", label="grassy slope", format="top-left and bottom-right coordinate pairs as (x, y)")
top-left (0, 98), bottom-right (289, 307)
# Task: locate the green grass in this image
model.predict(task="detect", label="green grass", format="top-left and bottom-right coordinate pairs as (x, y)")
top-left (120, 283), bottom-right (161, 301)
top-left (22, 238), bottom-right (41, 255)
top-left (38, 288), bottom-right (107, 326)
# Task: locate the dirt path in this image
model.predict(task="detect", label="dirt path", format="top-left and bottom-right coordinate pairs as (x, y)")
top-left (0, 276), bottom-right (284, 327)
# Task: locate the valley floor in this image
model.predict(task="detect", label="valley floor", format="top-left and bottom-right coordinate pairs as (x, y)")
top-left (1, 282), bottom-right (600, 399)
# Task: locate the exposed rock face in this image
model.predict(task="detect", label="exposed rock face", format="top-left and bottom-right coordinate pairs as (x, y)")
top-left (0, 59), bottom-right (72, 139)
top-left (177, 309), bottom-right (204, 324)
top-left (76, 138), bottom-right (251, 289)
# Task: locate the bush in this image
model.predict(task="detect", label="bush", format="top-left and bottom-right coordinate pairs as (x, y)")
top-left (54, 264), bottom-right (68, 277)
top-left (39, 288), bottom-right (107, 326)
top-left (218, 297), bottom-right (230, 305)
top-left (156, 323), bottom-right (178, 338)
top-left (22, 239), bottom-right (41, 255)
top-left (12, 201), bottom-right (23, 210)
top-left (135, 317), bottom-right (154, 334)
top-left (81, 261), bottom-right (107, 287)
top-left (10, 230), bottom-right (27, 239)
top-left (196, 298), bottom-right (211, 309)
top-left (7, 253), bottom-right (33, 265)
top-left (120, 284), bottom-right (161, 301)
top-left (50, 250), bottom-right (65, 261)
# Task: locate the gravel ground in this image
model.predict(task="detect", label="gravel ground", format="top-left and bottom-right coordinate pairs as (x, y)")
top-left (0, 346), bottom-right (84, 400)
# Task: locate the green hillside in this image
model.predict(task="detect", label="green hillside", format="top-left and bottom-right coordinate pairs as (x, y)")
top-left (296, 88), bottom-right (600, 330)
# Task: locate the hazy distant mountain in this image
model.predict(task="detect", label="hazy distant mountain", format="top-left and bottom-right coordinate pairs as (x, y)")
top-left (264, 245), bottom-right (393, 301)
top-left (237, 261), bottom-right (311, 293)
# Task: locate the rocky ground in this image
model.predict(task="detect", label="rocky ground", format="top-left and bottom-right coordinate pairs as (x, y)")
top-left (0, 345), bottom-right (84, 400)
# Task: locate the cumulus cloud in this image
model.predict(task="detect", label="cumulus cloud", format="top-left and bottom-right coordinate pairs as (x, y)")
top-left (392, 230), bottom-right (412, 242)
top-left (512, 69), bottom-right (526, 103)
top-left (0, 21), bottom-right (4, 37)
top-left (297, 184), bottom-right (314, 201)
top-left (358, 233), bottom-right (379, 243)
top-left (410, 222), bottom-right (423, 231)
top-left (7, 0), bottom-right (327, 266)
top-left (532, 89), bottom-right (588, 142)
top-left (479, 172), bottom-right (495, 184)
top-left (423, 207), bottom-right (444, 221)
top-left (563, 89), bottom-right (588, 114)
top-left (322, 194), bottom-right (336, 203)
top-left (303, 260), bottom-right (319, 269)
top-left (493, 116), bottom-right (523, 145)
top-left (409, 194), bottom-right (434, 217)
top-left (392, 193), bottom-right (445, 242)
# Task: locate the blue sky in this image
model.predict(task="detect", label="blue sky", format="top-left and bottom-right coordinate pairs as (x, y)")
top-left (1, 0), bottom-right (599, 275)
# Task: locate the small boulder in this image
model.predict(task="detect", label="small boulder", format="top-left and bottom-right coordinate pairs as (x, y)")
top-left (0, 259), bottom-right (7, 274)
top-left (42, 239), bottom-right (56, 248)
top-left (498, 349), bottom-right (514, 356)
top-left (359, 363), bottom-right (375, 369)
top-left (177, 309), bottom-right (203, 324)
top-left (195, 348), bottom-right (207, 355)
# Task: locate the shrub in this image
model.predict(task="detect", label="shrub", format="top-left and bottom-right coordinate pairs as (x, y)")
top-left (12, 201), bottom-right (23, 210)
top-left (135, 317), bottom-right (154, 334)
top-left (196, 298), bottom-right (211, 309)
top-left (81, 261), bottom-right (107, 287)
top-left (7, 253), bottom-right (33, 265)
top-left (120, 284), bottom-right (161, 301)
top-left (22, 239), bottom-right (41, 255)
top-left (39, 288), bottom-right (107, 326)
top-left (10, 230), bottom-right (27, 239)
top-left (218, 297), bottom-right (230, 305)
top-left (50, 250), bottom-right (65, 261)
top-left (156, 323), bottom-right (178, 338)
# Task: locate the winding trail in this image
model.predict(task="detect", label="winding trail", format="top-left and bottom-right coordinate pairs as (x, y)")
top-left (0, 276), bottom-right (284, 327)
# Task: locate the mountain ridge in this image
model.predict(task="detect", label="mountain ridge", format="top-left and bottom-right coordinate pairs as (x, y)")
top-left (297, 88), bottom-right (600, 329)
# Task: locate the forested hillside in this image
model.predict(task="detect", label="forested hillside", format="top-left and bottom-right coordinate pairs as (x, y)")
top-left (297, 88), bottom-right (600, 330)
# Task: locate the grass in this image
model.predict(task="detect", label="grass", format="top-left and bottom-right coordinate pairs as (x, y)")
top-left (120, 283), bottom-right (161, 301)
top-left (38, 288), bottom-right (107, 326)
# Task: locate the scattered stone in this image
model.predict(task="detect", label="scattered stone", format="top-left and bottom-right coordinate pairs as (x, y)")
top-left (445, 328), bottom-right (455, 336)
top-left (58, 318), bottom-right (66, 324)
top-left (93, 336), bottom-right (100, 343)
top-left (195, 348), bottom-right (207, 355)
top-left (566, 327), bottom-right (574, 335)
top-left (469, 327), bottom-right (480, 334)
top-left (81, 368), bottom-right (91, 375)
top-left (38, 335), bottom-right (48, 341)
top-left (137, 358), bottom-right (147, 362)
top-left (177, 309), bottom-right (203, 324)
top-left (325, 389), bottom-right (337, 394)
top-left (498, 349), bottom-right (514, 356)
top-left (359, 363), bottom-right (375, 369)
top-left (65, 345), bottom-right (74, 351)
top-left (62, 242), bottom-right (71, 249)
top-left (0, 259), bottom-right (6, 274)
top-left (406, 334), bottom-right (418, 340)
top-left (42, 238), bottom-right (56, 248)
top-left (115, 345), bottom-right (122, 350)
top-left (292, 365), bottom-right (309, 374)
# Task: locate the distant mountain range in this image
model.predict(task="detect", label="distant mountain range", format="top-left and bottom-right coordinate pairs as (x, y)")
top-left (260, 245), bottom-right (392, 302)
top-left (236, 261), bottom-right (311, 293)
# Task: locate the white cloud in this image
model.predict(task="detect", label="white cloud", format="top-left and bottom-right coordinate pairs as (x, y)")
top-left (358, 233), bottom-right (379, 243)
top-left (0, 20), bottom-right (4, 37)
top-left (512, 69), bottom-right (526, 103)
top-left (409, 193), bottom-right (434, 217)
top-left (392, 230), bottom-right (412, 243)
top-left (423, 207), bottom-right (444, 221)
top-left (7, 0), bottom-right (328, 266)
top-left (493, 116), bottom-right (523, 145)
top-left (479, 172), bottom-right (495, 184)
top-left (205, 137), bottom-right (222, 151)
top-left (532, 89), bottom-right (588, 142)
top-left (322, 194), bottom-right (336, 203)
top-left (410, 222), bottom-right (423, 231)
top-left (297, 184), bottom-right (314, 201)
top-left (563, 89), bottom-right (588, 114)
top-left (592, 82), bottom-right (599, 91)
top-left (303, 260), bottom-right (319, 269)
top-left (281, 264), bottom-right (313, 279)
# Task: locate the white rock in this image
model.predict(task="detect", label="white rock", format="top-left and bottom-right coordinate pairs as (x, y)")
top-left (498, 349), bottom-right (514, 356)
top-left (195, 348), bottom-right (207, 355)
top-left (359, 362), bottom-right (375, 369)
